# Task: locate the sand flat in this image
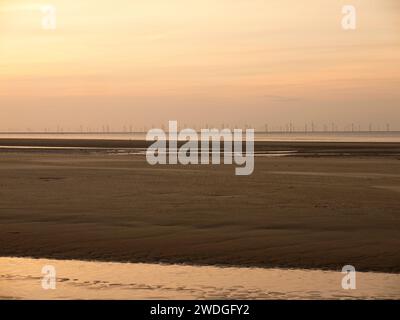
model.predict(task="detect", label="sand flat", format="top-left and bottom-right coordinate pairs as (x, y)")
top-left (0, 151), bottom-right (399, 272)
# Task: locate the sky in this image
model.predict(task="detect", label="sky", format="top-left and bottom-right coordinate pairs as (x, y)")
top-left (0, 0), bottom-right (399, 132)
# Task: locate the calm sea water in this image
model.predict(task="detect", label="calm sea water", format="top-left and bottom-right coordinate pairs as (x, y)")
top-left (1, 257), bottom-right (399, 300)
top-left (1, 132), bottom-right (400, 142)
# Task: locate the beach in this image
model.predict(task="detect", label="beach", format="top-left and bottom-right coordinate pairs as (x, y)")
top-left (2, 0), bottom-right (400, 304)
top-left (0, 139), bottom-right (399, 273)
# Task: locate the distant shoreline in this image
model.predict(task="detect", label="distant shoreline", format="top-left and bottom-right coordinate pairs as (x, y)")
top-left (0, 138), bottom-right (400, 157)
top-left (1, 131), bottom-right (400, 134)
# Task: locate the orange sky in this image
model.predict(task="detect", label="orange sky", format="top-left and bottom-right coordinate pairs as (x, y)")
top-left (0, 0), bottom-right (399, 131)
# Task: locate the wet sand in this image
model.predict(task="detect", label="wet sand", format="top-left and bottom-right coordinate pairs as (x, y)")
top-left (0, 141), bottom-right (399, 273)
top-left (1, 257), bottom-right (400, 300)
top-left (0, 138), bottom-right (400, 157)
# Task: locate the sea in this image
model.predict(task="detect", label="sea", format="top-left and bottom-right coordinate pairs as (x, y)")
top-left (0, 131), bottom-right (400, 142)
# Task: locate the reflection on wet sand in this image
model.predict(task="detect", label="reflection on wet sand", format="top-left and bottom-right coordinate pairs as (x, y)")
top-left (1, 257), bottom-right (399, 300)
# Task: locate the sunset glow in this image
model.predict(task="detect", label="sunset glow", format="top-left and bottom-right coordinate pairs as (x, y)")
top-left (1, 0), bottom-right (399, 130)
